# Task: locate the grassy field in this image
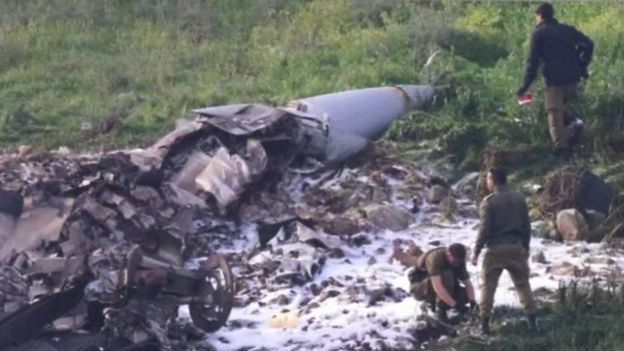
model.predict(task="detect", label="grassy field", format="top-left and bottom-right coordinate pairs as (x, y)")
top-left (1, 0), bottom-right (622, 156)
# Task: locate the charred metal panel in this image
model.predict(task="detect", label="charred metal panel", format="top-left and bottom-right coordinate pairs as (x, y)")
top-left (193, 104), bottom-right (288, 136)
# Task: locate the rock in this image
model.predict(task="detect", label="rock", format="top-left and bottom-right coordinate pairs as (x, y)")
top-left (550, 261), bottom-right (580, 276)
top-left (367, 285), bottom-right (392, 306)
top-left (371, 187), bottom-right (390, 203)
top-left (556, 209), bottom-right (589, 241)
top-left (584, 256), bottom-right (615, 265)
top-left (321, 216), bottom-right (360, 235)
top-left (440, 196), bottom-right (458, 219)
top-left (309, 284), bottom-right (321, 296)
top-left (577, 171), bottom-right (615, 217)
top-left (17, 145), bottom-right (33, 158)
top-left (328, 247), bottom-right (345, 259)
top-left (351, 234), bottom-right (372, 247)
top-left (532, 251), bottom-right (547, 264)
top-left (568, 246), bottom-right (590, 257)
top-left (584, 209), bottom-right (606, 229)
top-left (269, 294), bottom-right (290, 305)
top-left (363, 204), bottom-right (414, 231)
top-left (532, 287), bottom-right (556, 301)
top-left (452, 172), bottom-right (479, 196)
top-left (427, 185), bottom-right (449, 204)
top-left (318, 289), bottom-right (340, 302)
top-left (587, 224), bottom-right (610, 242)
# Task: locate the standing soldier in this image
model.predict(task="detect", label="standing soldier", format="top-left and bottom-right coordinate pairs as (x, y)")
top-left (517, 2), bottom-right (593, 160)
top-left (396, 243), bottom-right (477, 322)
top-left (471, 168), bottom-right (537, 335)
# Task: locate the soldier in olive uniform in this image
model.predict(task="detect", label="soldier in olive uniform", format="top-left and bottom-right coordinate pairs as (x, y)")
top-left (405, 243), bottom-right (477, 321)
top-left (471, 168), bottom-right (537, 335)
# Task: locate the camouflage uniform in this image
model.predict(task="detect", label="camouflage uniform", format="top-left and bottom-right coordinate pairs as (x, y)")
top-left (474, 185), bottom-right (536, 320)
top-left (409, 247), bottom-right (469, 311)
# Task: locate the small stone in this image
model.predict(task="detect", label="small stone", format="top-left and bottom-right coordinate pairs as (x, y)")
top-left (428, 185), bottom-right (450, 204)
top-left (550, 261), bottom-right (580, 276)
top-left (328, 247), bottom-right (345, 259)
top-left (532, 251), bottom-right (547, 264)
top-left (309, 284), bottom-right (321, 296)
top-left (363, 204), bottom-right (414, 231)
top-left (584, 256), bottom-right (615, 265)
top-left (269, 294), bottom-right (290, 306)
top-left (298, 297), bottom-right (311, 307)
top-left (322, 216), bottom-right (360, 235)
top-left (556, 209), bottom-right (589, 241)
top-left (18, 145), bottom-right (34, 158)
top-left (351, 234), bottom-right (371, 247)
top-left (229, 320), bottom-right (243, 329)
top-left (307, 302), bottom-right (320, 310)
top-left (318, 289), bottom-right (340, 302)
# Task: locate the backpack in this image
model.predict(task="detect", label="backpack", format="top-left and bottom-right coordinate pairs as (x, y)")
top-left (574, 31), bottom-right (593, 78)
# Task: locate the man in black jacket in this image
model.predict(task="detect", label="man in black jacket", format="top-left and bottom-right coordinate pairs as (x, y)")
top-left (517, 2), bottom-right (593, 160)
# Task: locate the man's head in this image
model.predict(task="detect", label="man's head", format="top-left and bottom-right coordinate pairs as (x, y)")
top-left (535, 3), bottom-right (554, 25)
top-left (486, 167), bottom-right (508, 192)
top-left (446, 243), bottom-right (467, 267)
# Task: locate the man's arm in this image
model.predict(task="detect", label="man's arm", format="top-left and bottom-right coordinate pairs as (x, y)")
top-left (518, 32), bottom-right (541, 96)
top-left (472, 198), bottom-right (492, 264)
top-left (521, 199), bottom-right (531, 251)
top-left (464, 278), bottom-right (476, 303)
top-left (430, 275), bottom-right (456, 308)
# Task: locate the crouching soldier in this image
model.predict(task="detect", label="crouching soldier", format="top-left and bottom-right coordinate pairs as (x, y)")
top-left (400, 243), bottom-right (477, 321)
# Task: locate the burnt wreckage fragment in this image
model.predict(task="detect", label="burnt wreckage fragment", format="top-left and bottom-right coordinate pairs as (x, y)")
top-left (0, 84), bottom-right (434, 349)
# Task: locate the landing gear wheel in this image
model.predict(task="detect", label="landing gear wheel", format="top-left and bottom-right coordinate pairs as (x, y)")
top-left (189, 255), bottom-right (234, 332)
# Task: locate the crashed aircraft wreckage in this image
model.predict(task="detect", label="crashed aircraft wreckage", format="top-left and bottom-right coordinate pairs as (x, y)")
top-left (192, 84), bottom-right (434, 171)
top-left (0, 84), bottom-right (434, 350)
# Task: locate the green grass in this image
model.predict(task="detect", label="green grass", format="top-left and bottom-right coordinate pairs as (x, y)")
top-left (454, 283), bottom-right (624, 351)
top-left (0, 0), bottom-right (622, 159)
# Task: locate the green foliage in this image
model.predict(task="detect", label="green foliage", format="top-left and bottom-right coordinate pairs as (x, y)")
top-left (0, 0), bottom-right (622, 164)
top-left (455, 283), bottom-right (624, 351)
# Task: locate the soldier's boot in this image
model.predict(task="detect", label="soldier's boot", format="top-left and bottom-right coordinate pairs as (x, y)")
top-left (480, 317), bottom-right (490, 336)
top-left (435, 308), bottom-right (449, 323)
top-left (527, 314), bottom-right (538, 332)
